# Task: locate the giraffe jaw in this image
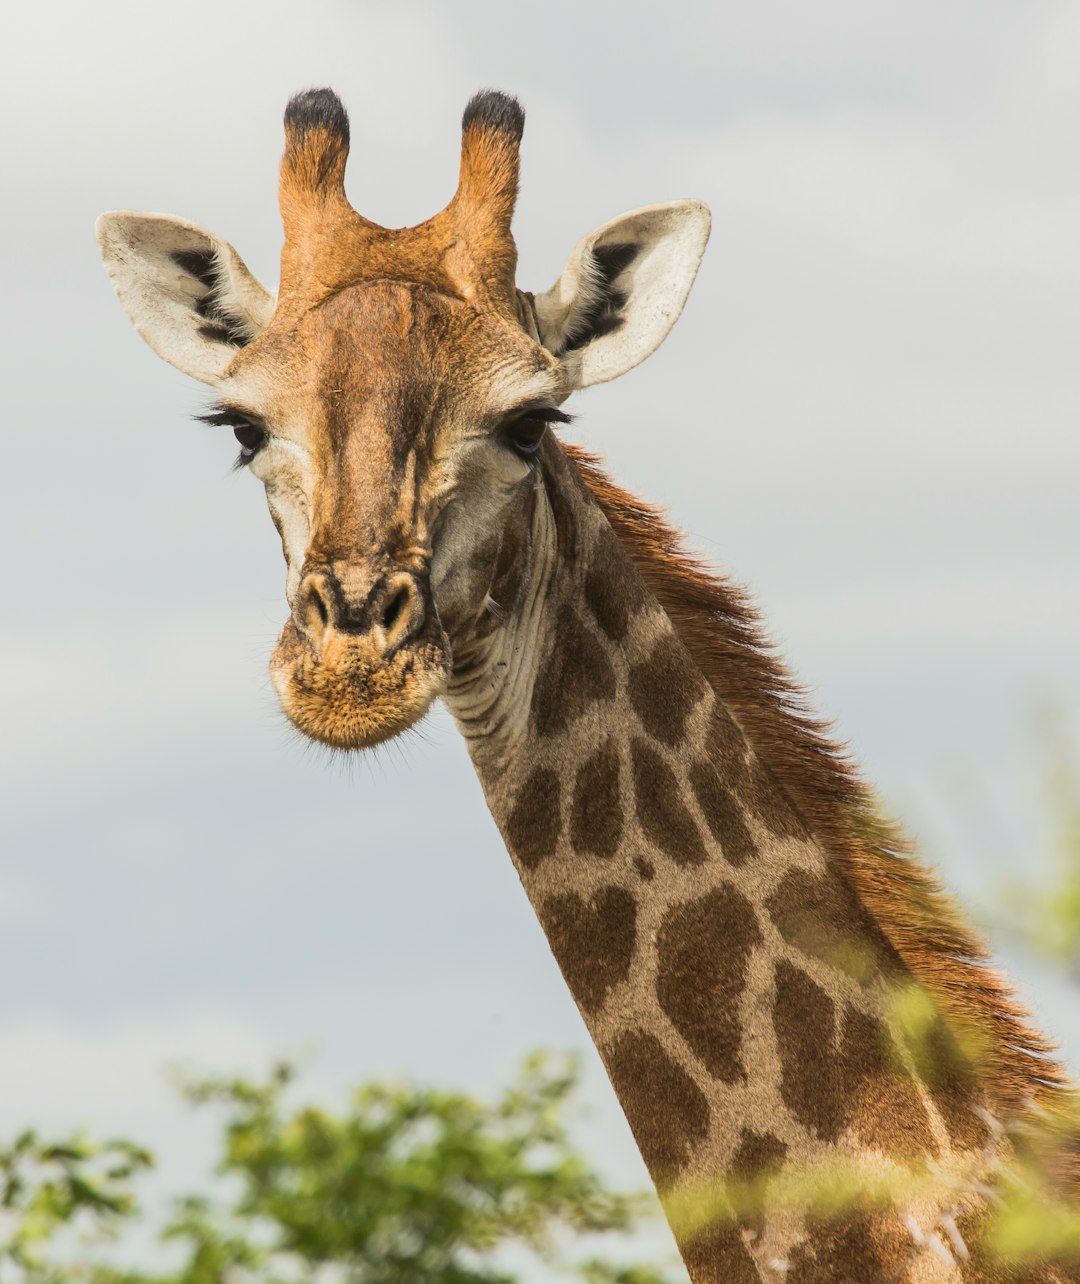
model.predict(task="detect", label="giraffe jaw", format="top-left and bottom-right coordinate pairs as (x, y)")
top-left (269, 619), bottom-right (451, 750)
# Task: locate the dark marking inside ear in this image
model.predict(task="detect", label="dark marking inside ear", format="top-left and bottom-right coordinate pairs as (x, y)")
top-left (172, 250), bottom-right (253, 348)
top-left (594, 242), bottom-right (639, 282)
top-left (284, 87), bottom-right (350, 144)
top-left (462, 89), bottom-right (525, 140)
top-left (197, 323), bottom-right (242, 345)
top-left (561, 241), bottom-right (639, 354)
top-left (196, 306), bottom-right (250, 347)
top-left (171, 248), bottom-right (219, 290)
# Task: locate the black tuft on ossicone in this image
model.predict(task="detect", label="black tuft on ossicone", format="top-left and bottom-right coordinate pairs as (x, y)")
top-left (284, 88), bottom-right (350, 144)
top-left (462, 89), bottom-right (525, 141)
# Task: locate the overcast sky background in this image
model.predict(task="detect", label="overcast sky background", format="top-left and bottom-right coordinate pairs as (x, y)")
top-left (2, 1), bottom-right (1079, 1274)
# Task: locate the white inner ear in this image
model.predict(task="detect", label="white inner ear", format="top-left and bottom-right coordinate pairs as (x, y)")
top-left (534, 200), bottom-right (710, 389)
top-left (97, 212), bottom-right (275, 387)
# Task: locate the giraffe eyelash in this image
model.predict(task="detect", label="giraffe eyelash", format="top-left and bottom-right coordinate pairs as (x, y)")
top-left (195, 403), bottom-right (268, 469)
top-left (512, 406), bottom-right (573, 425)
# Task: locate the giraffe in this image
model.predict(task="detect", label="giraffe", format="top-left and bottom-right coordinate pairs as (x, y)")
top-left (96, 88), bottom-right (1079, 1281)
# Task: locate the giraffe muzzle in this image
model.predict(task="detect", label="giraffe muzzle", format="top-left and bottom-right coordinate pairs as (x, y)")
top-left (270, 564), bottom-right (450, 750)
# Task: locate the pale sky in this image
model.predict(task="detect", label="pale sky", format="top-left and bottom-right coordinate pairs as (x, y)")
top-left (2, 1), bottom-right (1079, 1274)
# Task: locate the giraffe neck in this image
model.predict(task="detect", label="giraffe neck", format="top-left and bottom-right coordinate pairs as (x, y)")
top-left (443, 442), bottom-right (1004, 1282)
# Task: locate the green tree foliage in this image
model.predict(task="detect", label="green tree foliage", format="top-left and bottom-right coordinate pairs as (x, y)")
top-left (0, 1055), bottom-right (676, 1284)
top-left (0, 1131), bottom-right (152, 1281)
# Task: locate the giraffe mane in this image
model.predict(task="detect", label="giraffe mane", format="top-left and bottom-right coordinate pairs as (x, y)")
top-left (564, 441), bottom-right (1068, 1108)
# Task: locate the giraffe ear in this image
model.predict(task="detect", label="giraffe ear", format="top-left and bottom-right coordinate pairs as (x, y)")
top-left (96, 212), bottom-right (275, 386)
top-left (533, 201), bottom-right (710, 389)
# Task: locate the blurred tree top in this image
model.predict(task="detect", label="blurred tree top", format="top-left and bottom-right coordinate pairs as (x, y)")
top-left (0, 1053), bottom-right (676, 1284)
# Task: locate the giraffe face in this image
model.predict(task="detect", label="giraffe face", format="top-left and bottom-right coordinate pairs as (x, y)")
top-left (97, 87), bottom-right (711, 751)
top-left (212, 279), bottom-right (564, 749)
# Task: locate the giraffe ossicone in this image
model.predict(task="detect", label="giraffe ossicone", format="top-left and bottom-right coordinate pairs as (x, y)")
top-left (98, 88), bottom-right (1079, 1282)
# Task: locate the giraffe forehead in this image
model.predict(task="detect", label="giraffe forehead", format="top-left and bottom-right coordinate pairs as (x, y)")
top-left (243, 280), bottom-right (557, 458)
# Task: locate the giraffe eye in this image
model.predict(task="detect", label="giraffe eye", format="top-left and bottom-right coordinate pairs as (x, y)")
top-left (501, 405), bottom-right (572, 458)
top-left (194, 404), bottom-right (269, 469)
top-left (503, 413), bottom-right (548, 456)
top-left (233, 421), bottom-right (267, 463)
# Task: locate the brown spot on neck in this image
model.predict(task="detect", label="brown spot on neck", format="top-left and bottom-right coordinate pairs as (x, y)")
top-left (786, 1214), bottom-right (911, 1282)
top-left (772, 961), bottom-right (939, 1156)
top-left (656, 885), bottom-right (762, 1083)
top-left (603, 1030), bottom-right (711, 1184)
top-left (538, 884), bottom-right (637, 1014)
top-left (744, 758), bottom-right (807, 839)
top-left (529, 604), bottom-right (617, 738)
top-left (631, 738), bottom-right (709, 866)
top-left (628, 634), bottom-right (708, 746)
top-left (689, 758), bottom-right (757, 866)
top-left (505, 767), bottom-right (562, 869)
top-left (730, 1129), bottom-right (788, 1241)
top-left (773, 960), bottom-right (849, 1140)
top-left (582, 523), bottom-right (649, 641)
top-left (681, 1223), bottom-right (762, 1284)
top-left (765, 866), bottom-right (880, 978)
top-left (569, 738), bottom-right (624, 859)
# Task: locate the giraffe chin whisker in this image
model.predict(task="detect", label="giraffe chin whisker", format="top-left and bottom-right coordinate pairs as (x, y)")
top-left (269, 619), bottom-right (450, 751)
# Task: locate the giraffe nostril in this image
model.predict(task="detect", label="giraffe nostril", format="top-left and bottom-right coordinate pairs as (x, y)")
top-left (297, 573), bottom-right (333, 646)
top-left (380, 585), bottom-right (409, 634)
top-left (298, 568), bottom-right (424, 649)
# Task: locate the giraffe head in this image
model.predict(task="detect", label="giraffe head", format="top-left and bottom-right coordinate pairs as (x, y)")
top-left (97, 89), bottom-right (710, 749)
